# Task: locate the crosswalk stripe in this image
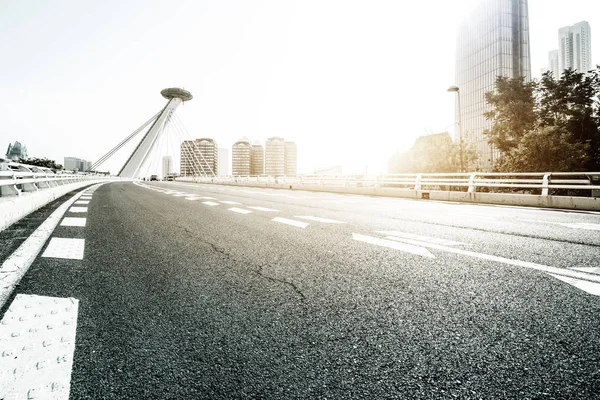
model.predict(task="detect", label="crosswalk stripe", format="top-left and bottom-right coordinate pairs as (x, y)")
top-left (60, 218), bottom-right (86, 227)
top-left (68, 207), bottom-right (87, 213)
top-left (248, 206), bottom-right (280, 212)
top-left (228, 208), bottom-right (252, 214)
top-left (202, 201), bottom-right (219, 206)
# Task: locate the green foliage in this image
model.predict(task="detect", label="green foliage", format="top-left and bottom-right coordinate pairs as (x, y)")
top-left (18, 157), bottom-right (63, 170)
top-left (388, 132), bottom-right (477, 173)
top-left (484, 67), bottom-right (600, 171)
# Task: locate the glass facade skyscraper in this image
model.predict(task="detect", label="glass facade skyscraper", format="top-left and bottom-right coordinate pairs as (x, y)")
top-left (455, 0), bottom-right (531, 170)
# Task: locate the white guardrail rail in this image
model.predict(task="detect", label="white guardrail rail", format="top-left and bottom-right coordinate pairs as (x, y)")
top-left (181, 172), bottom-right (600, 196)
top-left (0, 161), bottom-right (105, 197)
top-left (178, 172), bottom-right (600, 210)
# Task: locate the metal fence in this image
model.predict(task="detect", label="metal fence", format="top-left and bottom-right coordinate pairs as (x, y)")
top-left (180, 172), bottom-right (600, 197)
top-left (0, 160), bottom-right (106, 197)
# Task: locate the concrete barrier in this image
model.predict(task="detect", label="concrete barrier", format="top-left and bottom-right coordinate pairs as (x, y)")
top-left (179, 179), bottom-right (600, 211)
top-left (0, 180), bottom-right (105, 231)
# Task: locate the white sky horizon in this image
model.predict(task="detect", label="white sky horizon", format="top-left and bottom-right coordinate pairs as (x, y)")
top-left (1, 0), bottom-right (598, 175)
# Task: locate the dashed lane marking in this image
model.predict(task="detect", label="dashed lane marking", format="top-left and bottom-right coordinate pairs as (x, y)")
top-left (0, 185), bottom-right (100, 308)
top-left (41, 238), bottom-right (85, 260)
top-left (202, 201), bottom-right (219, 206)
top-left (73, 200), bottom-right (89, 205)
top-left (0, 294), bottom-right (79, 400)
top-left (220, 201), bottom-right (241, 205)
top-left (185, 197), bottom-right (202, 201)
top-left (79, 196), bottom-right (92, 200)
top-left (352, 233), bottom-right (435, 258)
top-left (60, 218), bottom-right (86, 227)
top-left (68, 207), bottom-right (87, 213)
top-left (378, 231), bottom-right (467, 246)
top-left (248, 206), bottom-right (280, 212)
top-left (271, 217), bottom-right (308, 229)
top-left (228, 207), bottom-right (252, 214)
top-left (173, 194), bottom-right (190, 197)
top-left (296, 216), bottom-right (346, 224)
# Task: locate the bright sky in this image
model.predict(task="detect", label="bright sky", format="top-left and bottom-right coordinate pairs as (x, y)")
top-left (1, 0), bottom-right (599, 174)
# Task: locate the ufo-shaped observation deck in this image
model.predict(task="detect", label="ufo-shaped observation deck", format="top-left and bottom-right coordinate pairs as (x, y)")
top-left (161, 88), bottom-right (193, 102)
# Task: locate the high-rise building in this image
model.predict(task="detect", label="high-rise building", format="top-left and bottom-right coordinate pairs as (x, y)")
top-left (180, 138), bottom-right (218, 177)
top-left (558, 21), bottom-right (592, 75)
top-left (218, 148), bottom-right (230, 176)
top-left (64, 157), bottom-right (92, 172)
top-left (5, 141), bottom-right (27, 161)
top-left (250, 143), bottom-right (264, 176)
top-left (232, 141), bottom-right (251, 176)
top-left (548, 49), bottom-right (559, 78)
top-left (265, 137), bottom-right (285, 176)
top-left (162, 156), bottom-right (173, 178)
top-left (284, 141), bottom-right (297, 176)
top-left (455, 0), bottom-right (531, 170)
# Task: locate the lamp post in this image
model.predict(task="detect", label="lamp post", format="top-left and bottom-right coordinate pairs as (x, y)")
top-left (447, 85), bottom-right (464, 172)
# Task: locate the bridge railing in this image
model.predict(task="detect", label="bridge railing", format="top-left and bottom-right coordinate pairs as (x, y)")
top-left (180, 172), bottom-right (600, 197)
top-left (0, 160), bottom-right (104, 197)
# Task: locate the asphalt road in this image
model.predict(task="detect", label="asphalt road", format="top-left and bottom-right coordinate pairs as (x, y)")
top-left (6, 181), bottom-right (600, 399)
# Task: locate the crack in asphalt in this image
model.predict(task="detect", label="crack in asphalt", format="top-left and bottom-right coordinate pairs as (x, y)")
top-left (256, 263), bottom-right (307, 302)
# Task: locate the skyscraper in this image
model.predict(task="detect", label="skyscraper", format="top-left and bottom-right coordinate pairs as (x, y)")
top-left (5, 141), bottom-right (27, 161)
top-left (180, 138), bottom-right (218, 176)
top-left (64, 157), bottom-right (92, 172)
top-left (284, 141), bottom-right (297, 176)
top-left (558, 21), bottom-right (592, 75)
top-left (548, 49), bottom-right (559, 78)
top-left (162, 156), bottom-right (173, 178)
top-left (250, 143), bottom-right (265, 176)
top-left (265, 137), bottom-right (285, 176)
top-left (232, 140), bottom-right (251, 176)
top-left (455, 0), bottom-right (531, 170)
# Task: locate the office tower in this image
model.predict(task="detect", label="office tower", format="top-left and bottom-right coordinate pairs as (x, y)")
top-left (455, 0), bottom-right (531, 170)
top-left (5, 141), bottom-right (27, 161)
top-left (162, 156), bottom-right (173, 178)
top-left (179, 138), bottom-right (218, 176)
top-left (265, 137), bottom-right (285, 176)
top-left (64, 157), bottom-right (92, 172)
top-left (284, 141), bottom-right (297, 176)
top-left (218, 148), bottom-right (230, 176)
top-left (548, 49), bottom-right (559, 78)
top-left (250, 143), bottom-right (265, 176)
top-left (232, 140), bottom-right (251, 176)
top-left (559, 21), bottom-right (592, 75)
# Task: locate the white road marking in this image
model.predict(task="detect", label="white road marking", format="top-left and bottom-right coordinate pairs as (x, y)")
top-left (548, 274), bottom-right (600, 296)
top-left (382, 235), bottom-right (600, 284)
top-left (0, 294), bottom-right (78, 400)
top-left (0, 185), bottom-right (101, 307)
top-left (228, 207), bottom-right (252, 214)
top-left (73, 200), bottom-right (89, 205)
top-left (60, 218), bottom-right (86, 227)
top-left (378, 231), bottom-right (467, 246)
top-left (79, 196), bottom-right (92, 200)
top-left (220, 201), bottom-right (241, 205)
top-left (559, 223), bottom-right (600, 231)
top-left (173, 194), bottom-right (190, 197)
top-left (296, 216), bottom-right (346, 224)
top-left (41, 238), bottom-right (85, 260)
top-left (202, 201), bottom-right (220, 206)
top-left (68, 207), bottom-right (87, 213)
top-left (271, 217), bottom-right (309, 229)
top-left (570, 267), bottom-right (600, 275)
top-left (248, 206), bottom-right (280, 212)
top-left (185, 197), bottom-right (202, 201)
top-left (353, 233), bottom-right (435, 258)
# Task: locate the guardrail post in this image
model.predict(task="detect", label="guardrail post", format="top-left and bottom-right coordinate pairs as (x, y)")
top-left (467, 173), bottom-right (477, 193)
top-left (414, 174), bottom-right (422, 191)
top-left (542, 173), bottom-right (550, 196)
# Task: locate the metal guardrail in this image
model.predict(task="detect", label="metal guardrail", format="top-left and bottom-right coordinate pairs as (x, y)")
top-left (0, 161), bottom-right (105, 197)
top-left (180, 172), bottom-right (600, 197)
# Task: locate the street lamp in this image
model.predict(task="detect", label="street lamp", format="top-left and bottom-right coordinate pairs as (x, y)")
top-left (447, 85), bottom-right (464, 172)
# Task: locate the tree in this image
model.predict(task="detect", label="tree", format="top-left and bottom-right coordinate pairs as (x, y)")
top-left (18, 157), bottom-right (63, 170)
top-left (483, 76), bottom-right (537, 153)
top-left (494, 126), bottom-right (589, 172)
top-left (388, 132), bottom-right (478, 173)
